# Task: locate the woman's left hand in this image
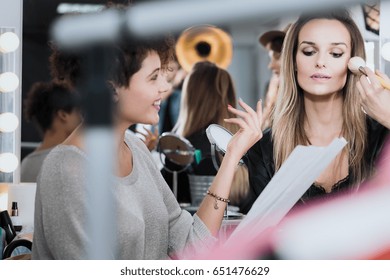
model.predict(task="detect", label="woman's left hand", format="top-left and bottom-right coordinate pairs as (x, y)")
top-left (137, 126), bottom-right (159, 151)
top-left (356, 67), bottom-right (390, 129)
top-left (224, 99), bottom-right (263, 162)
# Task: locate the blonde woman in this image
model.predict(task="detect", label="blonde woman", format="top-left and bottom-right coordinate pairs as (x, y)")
top-left (172, 61), bottom-right (249, 208)
top-left (241, 8), bottom-right (389, 214)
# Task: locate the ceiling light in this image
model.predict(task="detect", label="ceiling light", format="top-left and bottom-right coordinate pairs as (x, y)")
top-left (57, 3), bottom-right (104, 14)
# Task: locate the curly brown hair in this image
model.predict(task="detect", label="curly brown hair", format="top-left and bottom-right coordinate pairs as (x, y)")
top-left (48, 42), bottom-right (82, 87)
top-left (110, 35), bottom-right (175, 88)
top-left (24, 81), bottom-right (80, 135)
top-left (49, 36), bottom-right (174, 87)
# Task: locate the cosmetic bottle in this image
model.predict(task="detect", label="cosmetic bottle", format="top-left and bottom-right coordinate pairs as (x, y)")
top-left (11, 202), bottom-right (18, 216)
top-left (10, 202), bottom-right (22, 232)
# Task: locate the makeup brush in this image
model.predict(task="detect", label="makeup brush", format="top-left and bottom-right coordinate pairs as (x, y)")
top-left (348, 56), bottom-right (390, 90)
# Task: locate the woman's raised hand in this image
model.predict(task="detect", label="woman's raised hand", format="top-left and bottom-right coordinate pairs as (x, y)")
top-left (356, 67), bottom-right (390, 129)
top-left (137, 126), bottom-right (159, 151)
top-left (224, 99), bottom-right (263, 162)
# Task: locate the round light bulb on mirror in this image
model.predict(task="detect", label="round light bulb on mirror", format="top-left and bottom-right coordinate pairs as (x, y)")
top-left (381, 42), bottom-right (390, 62)
top-left (0, 112), bottom-right (19, 132)
top-left (0, 153), bottom-right (18, 173)
top-left (0, 72), bottom-right (19, 92)
top-left (0, 32), bottom-right (20, 53)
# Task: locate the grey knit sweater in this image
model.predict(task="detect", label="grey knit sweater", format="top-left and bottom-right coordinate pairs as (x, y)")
top-left (32, 132), bottom-right (214, 259)
top-left (20, 148), bottom-right (52, 182)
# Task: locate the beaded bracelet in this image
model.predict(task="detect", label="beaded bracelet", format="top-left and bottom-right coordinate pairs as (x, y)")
top-left (206, 190), bottom-right (230, 210)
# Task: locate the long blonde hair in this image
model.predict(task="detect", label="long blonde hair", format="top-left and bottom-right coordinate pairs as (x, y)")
top-left (174, 61), bottom-right (249, 204)
top-left (272, 9), bottom-right (368, 185)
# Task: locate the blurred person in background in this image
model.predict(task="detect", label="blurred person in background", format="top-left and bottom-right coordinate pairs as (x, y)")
top-left (158, 54), bottom-right (187, 134)
top-left (20, 81), bottom-right (82, 182)
top-left (169, 61), bottom-right (250, 209)
top-left (258, 24), bottom-right (290, 130)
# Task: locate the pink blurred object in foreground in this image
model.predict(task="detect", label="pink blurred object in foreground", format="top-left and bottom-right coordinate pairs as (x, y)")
top-left (273, 138), bottom-right (390, 259)
top-left (181, 138), bottom-right (390, 260)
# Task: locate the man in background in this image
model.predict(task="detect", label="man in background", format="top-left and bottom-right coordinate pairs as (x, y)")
top-left (258, 24), bottom-right (290, 129)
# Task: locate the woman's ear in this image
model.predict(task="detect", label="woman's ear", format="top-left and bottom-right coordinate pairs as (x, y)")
top-left (57, 109), bottom-right (69, 122)
top-left (113, 90), bottom-right (119, 102)
top-left (108, 81), bottom-right (119, 102)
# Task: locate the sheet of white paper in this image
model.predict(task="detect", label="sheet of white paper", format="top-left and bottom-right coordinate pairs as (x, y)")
top-left (225, 137), bottom-right (347, 246)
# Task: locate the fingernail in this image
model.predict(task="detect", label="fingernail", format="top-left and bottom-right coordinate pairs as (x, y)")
top-left (228, 104), bottom-right (232, 108)
top-left (239, 97), bottom-right (243, 102)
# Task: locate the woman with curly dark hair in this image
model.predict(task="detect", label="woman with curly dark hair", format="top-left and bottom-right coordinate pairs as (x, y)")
top-left (32, 7), bottom-right (263, 259)
top-left (20, 81), bottom-right (82, 182)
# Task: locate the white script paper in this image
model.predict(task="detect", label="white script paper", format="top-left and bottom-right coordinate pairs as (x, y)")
top-left (225, 137), bottom-right (347, 246)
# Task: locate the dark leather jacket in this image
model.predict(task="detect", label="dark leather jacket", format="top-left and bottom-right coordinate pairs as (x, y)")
top-left (240, 117), bottom-right (389, 214)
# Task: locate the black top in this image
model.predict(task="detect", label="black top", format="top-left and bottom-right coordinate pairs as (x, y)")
top-left (240, 117), bottom-right (389, 214)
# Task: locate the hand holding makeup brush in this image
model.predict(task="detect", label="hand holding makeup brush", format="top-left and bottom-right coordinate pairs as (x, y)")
top-left (348, 56), bottom-right (390, 90)
top-left (349, 57), bottom-right (390, 129)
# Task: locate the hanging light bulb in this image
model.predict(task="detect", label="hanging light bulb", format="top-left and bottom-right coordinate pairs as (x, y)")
top-left (0, 32), bottom-right (20, 53)
top-left (0, 72), bottom-right (19, 92)
top-left (0, 153), bottom-right (18, 173)
top-left (0, 112), bottom-right (19, 132)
